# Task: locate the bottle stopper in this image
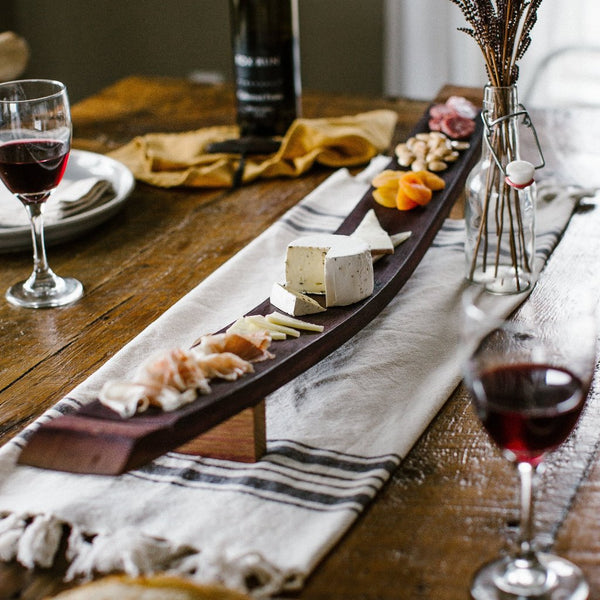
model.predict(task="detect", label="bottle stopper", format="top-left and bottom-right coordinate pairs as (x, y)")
top-left (505, 160), bottom-right (535, 189)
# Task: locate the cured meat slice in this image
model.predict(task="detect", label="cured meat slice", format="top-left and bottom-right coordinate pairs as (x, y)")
top-left (440, 114), bottom-right (476, 140)
top-left (429, 102), bottom-right (456, 119)
top-left (445, 95), bottom-right (478, 119)
top-left (428, 96), bottom-right (478, 138)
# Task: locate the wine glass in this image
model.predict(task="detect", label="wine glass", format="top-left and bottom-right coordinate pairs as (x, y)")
top-left (0, 79), bottom-right (83, 308)
top-left (462, 286), bottom-right (597, 599)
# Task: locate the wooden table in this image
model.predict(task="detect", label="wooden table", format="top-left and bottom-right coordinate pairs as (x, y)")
top-left (1, 76), bottom-right (599, 599)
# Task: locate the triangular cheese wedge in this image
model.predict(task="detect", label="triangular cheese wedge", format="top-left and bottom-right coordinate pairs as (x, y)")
top-left (390, 231), bottom-right (412, 246)
top-left (270, 282), bottom-right (326, 316)
top-left (350, 209), bottom-right (394, 256)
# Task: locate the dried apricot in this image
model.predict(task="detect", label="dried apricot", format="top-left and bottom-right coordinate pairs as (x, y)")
top-left (373, 187), bottom-right (398, 208)
top-left (372, 169), bottom-right (402, 188)
top-left (396, 187), bottom-right (419, 211)
top-left (372, 167), bottom-right (444, 212)
top-left (413, 170), bottom-right (446, 191)
top-left (398, 172), bottom-right (433, 206)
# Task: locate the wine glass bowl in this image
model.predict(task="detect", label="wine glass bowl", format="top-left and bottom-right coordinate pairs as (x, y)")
top-left (0, 79), bottom-right (83, 308)
top-left (463, 287), bottom-right (597, 599)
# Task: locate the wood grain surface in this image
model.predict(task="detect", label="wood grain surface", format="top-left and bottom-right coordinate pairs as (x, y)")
top-left (1, 77), bottom-right (599, 599)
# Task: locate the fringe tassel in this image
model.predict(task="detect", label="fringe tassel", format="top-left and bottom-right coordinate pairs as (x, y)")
top-left (174, 549), bottom-right (293, 598)
top-left (0, 514), bottom-right (301, 597)
top-left (0, 513), bottom-right (62, 568)
top-left (65, 526), bottom-right (188, 581)
top-left (0, 513), bottom-right (26, 562)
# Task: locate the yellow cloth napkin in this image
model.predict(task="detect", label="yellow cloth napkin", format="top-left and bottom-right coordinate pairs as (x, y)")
top-left (108, 110), bottom-right (398, 188)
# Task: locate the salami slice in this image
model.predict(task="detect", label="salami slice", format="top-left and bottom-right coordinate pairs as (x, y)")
top-left (445, 95), bottom-right (478, 119)
top-left (428, 116), bottom-right (443, 131)
top-left (440, 114), bottom-right (476, 140)
top-left (429, 102), bottom-right (456, 119)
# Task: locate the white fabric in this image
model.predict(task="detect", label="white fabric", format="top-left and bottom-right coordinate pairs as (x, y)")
top-left (0, 152), bottom-right (587, 597)
top-left (0, 177), bottom-right (111, 227)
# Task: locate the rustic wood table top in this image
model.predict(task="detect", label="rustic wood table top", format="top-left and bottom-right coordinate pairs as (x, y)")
top-left (0, 76), bottom-right (599, 599)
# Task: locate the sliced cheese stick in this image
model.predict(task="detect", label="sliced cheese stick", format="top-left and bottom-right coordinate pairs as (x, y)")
top-left (227, 317), bottom-right (287, 340)
top-left (245, 314), bottom-right (301, 338)
top-left (266, 311), bottom-right (324, 333)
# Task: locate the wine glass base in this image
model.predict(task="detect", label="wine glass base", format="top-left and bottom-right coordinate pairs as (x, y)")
top-left (471, 553), bottom-right (589, 599)
top-left (6, 276), bottom-right (83, 309)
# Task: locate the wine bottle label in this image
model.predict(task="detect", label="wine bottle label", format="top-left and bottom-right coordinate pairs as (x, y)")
top-left (234, 50), bottom-right (290, 112)
top-left (235, 54), bottom-right (284, 101)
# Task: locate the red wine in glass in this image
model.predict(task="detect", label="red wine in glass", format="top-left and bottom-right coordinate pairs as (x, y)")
top-left (0, 139), bottom-right (70, 201)
top-left (463, 287), bottom-right (596, 600)
top-left (0, 79), bottom-right (83, 308)
top-left (472, 363), bottom-right (585, 466)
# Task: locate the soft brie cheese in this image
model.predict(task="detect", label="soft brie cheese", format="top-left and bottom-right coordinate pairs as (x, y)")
top-left (270, 282), bottom-right (326, 316)
top-left (285, 234), bottom-right (374, 307)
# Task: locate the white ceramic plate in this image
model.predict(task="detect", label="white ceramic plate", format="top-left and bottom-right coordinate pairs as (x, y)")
top-left (0, 149), bottom-right (135, 253)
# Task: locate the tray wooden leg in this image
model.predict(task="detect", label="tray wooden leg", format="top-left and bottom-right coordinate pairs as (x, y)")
top-left (175, 400), bottom-right (266, 462)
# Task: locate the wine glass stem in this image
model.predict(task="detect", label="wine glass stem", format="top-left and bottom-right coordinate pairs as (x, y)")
top-left (25, 200), bottom-right (54, 286)
top-left (517, 461), bottom-right (536, 559)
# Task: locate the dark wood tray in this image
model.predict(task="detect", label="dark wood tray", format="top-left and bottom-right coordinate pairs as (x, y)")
top-left (17, 110), bottom-right (482, 475)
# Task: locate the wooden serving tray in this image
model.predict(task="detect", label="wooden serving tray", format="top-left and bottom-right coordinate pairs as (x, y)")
top-left (18, 110), bottom-right (482, 475)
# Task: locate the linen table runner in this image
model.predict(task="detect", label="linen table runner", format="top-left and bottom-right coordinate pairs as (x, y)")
top-left (0, 156), bottom-right (586, 597)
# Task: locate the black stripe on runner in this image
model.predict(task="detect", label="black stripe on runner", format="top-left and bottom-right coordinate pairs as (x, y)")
top-left (130, 440), bottom-right (400, 513)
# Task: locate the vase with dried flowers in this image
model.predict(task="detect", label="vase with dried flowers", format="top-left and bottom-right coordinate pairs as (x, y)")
top-left (451, 0), bottom-right (545, 294)
top-left (454, 8), bottom-right (590, 600)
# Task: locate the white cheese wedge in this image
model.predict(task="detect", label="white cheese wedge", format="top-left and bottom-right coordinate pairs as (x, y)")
top-left (350, 209), bottom-right (394, 256)
top-left (270, 282), bottom-right (326, 316)
top-left (390, 231), bottom-right (412, 246)
top-left (285, 234), bottom-right (374, 307)
top-left (372, 231), bottom-right (413, 263)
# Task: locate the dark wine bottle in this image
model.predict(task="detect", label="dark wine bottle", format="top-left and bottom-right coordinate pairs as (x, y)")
top-left (229, 0), bottom-right (301, 138)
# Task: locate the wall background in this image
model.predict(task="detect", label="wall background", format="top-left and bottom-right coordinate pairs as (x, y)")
top-left (1, 0), bottom-right (384, 103)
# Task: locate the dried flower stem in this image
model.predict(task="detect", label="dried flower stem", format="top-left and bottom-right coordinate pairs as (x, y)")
top-left (449, 0), bottom-right (543, 86)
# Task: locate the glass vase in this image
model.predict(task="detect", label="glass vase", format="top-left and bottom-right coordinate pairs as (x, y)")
top-left (464, 85), bottom-right (536, 294)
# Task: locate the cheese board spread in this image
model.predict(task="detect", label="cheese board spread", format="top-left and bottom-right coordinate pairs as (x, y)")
top-left (17, 105), bottom-right (483, 475)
